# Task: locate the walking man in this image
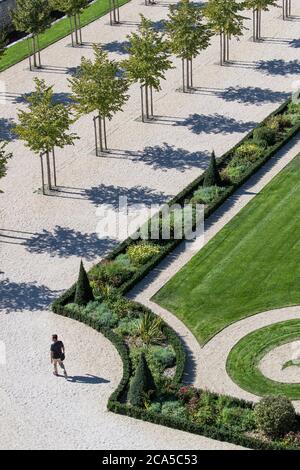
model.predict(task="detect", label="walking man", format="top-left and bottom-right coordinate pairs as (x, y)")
top-left (50, 334), bottom-right (68, 377)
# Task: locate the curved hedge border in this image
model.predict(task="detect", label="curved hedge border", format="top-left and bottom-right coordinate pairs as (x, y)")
top-left (52, 97), bottom-right (300, 450)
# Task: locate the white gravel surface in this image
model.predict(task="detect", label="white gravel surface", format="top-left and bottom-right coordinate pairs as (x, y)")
top-left (1, 0), bottom-right (300, 450)
top-left (259, 340), bottom-right (300, 384)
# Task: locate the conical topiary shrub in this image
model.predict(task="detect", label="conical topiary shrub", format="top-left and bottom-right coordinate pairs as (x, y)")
top-left (203, 150), bottom-right (221, 187)
top-left (74, 260), bottom-right (94, 306)
top-left (128, 352), bottom-right (156, 407)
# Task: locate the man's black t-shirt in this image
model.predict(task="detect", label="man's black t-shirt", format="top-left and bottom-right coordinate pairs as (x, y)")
top-left (50, 341), bottom-right (64, 359)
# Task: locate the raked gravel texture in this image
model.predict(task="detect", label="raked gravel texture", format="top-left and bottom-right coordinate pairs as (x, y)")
top-left (1, 0), bottom-right (300, 450)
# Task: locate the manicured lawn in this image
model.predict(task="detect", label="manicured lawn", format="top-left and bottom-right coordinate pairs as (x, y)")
top-left (153, 153), bottom-right (300, 345)
top-left (0, 0), bottom-right (130, 72)
top-left (226, 319), bottom-right (300, 399)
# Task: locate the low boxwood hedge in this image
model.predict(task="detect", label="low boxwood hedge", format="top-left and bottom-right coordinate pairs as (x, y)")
top-left (52, 96), bottom-right (300, 450)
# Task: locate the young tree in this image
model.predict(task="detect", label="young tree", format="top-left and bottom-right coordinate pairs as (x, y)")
top-left (128, 353), bottom-right (156, 408)
top-left (122, 15), bottom-right (173, 122)
top-left (69, 44), bottom-right (129, 155)
top-left (165, 0), bottom-right (212, 92)
top-left (0, 28), bottom-right (8, 60)
top-left (0, 141), bottom-right (12, 187)
top-left (204, 0), bottom-right (247, 65)
top-left (203, 150), bottom-right (221, 187)
top-left (244, 1), bottom-right (279, 41)
top-left (50, 0), bottom-right (88, 46)
top-left (12, 0), bottom-right (52, 70)
top-left (15, 78), bottom-right (78, 194)
top-left (74, 260), bottom-right (94, 306)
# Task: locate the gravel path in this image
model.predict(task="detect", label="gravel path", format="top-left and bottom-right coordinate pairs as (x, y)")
top-left (1, 0), bottom-right (300, 450)
top-left (130, 134), bottom-right (300, 385)
top-left (200, 307), bottom-right (300, 413)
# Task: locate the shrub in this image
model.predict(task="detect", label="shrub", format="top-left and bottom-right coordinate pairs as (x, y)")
top-left (203, 151), bottom-right (221, 187)
top-left (282, 431), bottom-right (300, 447)
top-left (161, 399), bottom-right (188, 420)
top-left (115, 317), bottom-right (141, 337)
top-left (106, 295), bottom-right (138, 319)
top-left (253, 126), bottom-right (277, 147)
top-left (177, 385), bottom-right (199, 404)
top-left (138, 311), bottom-right (163, 345)
top-left (192, 391), bottom-right (218, 426)
top-left (115, 253), bottom-right (133, 268)
top-left (266, 114), bottom-right (292, 132)
top-left (287, 101), bottom-right (300, 120)
top-left (218, 406), bottom-right (256, 432)
top-left (225, 163), bottom-right (250, 182)
top-left (74, 260), bottom-right (94, 306)
top-left (84, 301), bottom-right (119, 328)
top-left (254, 395), bottom-right (296, 438)
top-left (234, 142), bottom-right (263, 162)
top-left (127, 242), bottom-right (161, 266)
top-left (89, 259), bottom-right (135, 288)
top-left (64, 302), bottom-right (83, 315)
top-left (190, 185), bottom-right (226, 205)
top-left (149, 345), bottom-right (176, 370)
top-left (128, 352), bottom-right (156, 407)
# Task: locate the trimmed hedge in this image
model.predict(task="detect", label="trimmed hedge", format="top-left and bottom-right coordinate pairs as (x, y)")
top-left (107, 397), bottom-right (300, 450)
top-left (52, 96), bottom-right (300, 450)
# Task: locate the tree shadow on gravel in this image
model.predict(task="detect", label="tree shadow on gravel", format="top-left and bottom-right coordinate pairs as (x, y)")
top-left (23, 226), bottom-right (116, 260)
top-left (85, 183), bottom-right (170, 208)
top-left (102, 40), bottom-right (130, 55)
top-left (175, 114), bottom-right (257, 135)
top-left (218, 86), bottom-right (289, 105)
top-left (14, 91), bottom-right (74, 105)
top-left (290, 39), bottom-right (300, 48)
top-left (256, 59), bottom-right (300, 76)
top-left (0, 278), bottom-right (58, 313)
top-left (131, 143), bottom-right (210, 171)
top-left (0, 118), bottom-right (17, 141)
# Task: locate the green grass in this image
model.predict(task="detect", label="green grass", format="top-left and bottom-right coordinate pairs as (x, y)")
top-left (153, 153), bottom-right (300, 345)
top-left (226, 319), bottom-right (300, 399)
top-left (0, 0), bottom-right (130, 72)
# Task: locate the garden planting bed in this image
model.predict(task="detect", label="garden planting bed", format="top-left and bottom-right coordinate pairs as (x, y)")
top-left (52, 96), bottom-right (300, 450)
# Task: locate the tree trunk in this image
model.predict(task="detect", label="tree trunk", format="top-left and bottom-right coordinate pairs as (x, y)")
top-left (70, 16), bottom-right (74, 46)
top-left (52, 148), bottom-right (57, 187)
top-left (220, 33), bottom-right (223, 65)
top-left (40, 154), bottom-right (45, 195)
top-left (182, 58), bottom-right (185, 92)
top-left (102, 117), bottom-right (108, 151)
top-left (46, 151), bottom-right (52, 190)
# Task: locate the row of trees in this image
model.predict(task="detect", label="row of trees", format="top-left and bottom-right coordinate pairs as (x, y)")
top-left (0, 0), bottom-right (292, 71)
top-left (11, 0), bottom-right (90, 70)
top-left (13, 0), bottom-right (294, 193)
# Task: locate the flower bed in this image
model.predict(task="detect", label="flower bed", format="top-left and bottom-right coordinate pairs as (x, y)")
top-left (52, 97), bottom-right (300, 449)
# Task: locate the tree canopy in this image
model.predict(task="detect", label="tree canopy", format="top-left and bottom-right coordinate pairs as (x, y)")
top-left (15, 78), bottom-right (78, 155)
top-left (122, 15), bottom-right (173, 91)
top-left (0, 28), bottom-right (8, 59)
top-left (0, 141), bottom-right (12, 182)
top-left (12, 0), bottom-right (52, 35)
top-left (166, 0), bottom-right (212, 60)
top-left (204, 0), bottom-right (247, 37)
top-left (50, 0), bottom-right (88, 16)
top-left (69, 44), bottom-right (129, 120)
top-left (244, 0), bottom-right (279, 11)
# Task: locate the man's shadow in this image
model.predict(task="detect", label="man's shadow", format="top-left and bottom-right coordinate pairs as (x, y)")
top-left (66, 374), bottom-right (110, 384)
